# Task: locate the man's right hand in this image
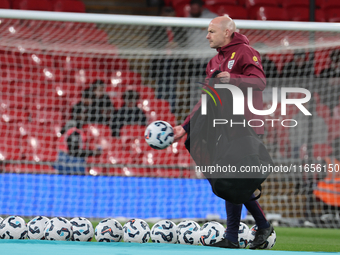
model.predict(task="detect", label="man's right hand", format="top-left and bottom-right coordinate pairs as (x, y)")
top-left (173, 125), bottom-right (186, 143)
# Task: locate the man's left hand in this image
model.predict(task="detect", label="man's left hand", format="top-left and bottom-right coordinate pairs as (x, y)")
top-left (216, 71), bottom-right (230, 83)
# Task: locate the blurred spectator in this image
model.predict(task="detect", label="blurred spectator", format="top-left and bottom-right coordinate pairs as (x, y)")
top-left (148, 5), bottom-right (187, 49)
top-left (189, 0), bottom-right (217, 18)
top-left (319, 49), bottom-right (340, 78)
top-left (318, 49), bottom-right (340, 112)
top-left (186, 0), bottom-right (217, 83)
top-left (289, 102), bottom-right (328, 158)
top-left (261, 54), bottom-right (279, 78)
top-left (89, 79), bottom-right (115, 124)
top-left (54, 121), bottom-right (101, 174)
top-left (187, 0), bottom-right (217, 50)
top-left (148, 3), bottom-right (187, 112)
top-left (60, 88), bottom-right (92, 135)
top-left (71, 88), bottom-right (92, 125)
top-left (281, 51), bottom-right (311, 78)
top-left (111, 90), bottom-right (147, 136)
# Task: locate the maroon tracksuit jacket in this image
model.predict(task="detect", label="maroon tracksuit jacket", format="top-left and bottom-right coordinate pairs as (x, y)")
top-left (183, 32), bottom-right (266, 134)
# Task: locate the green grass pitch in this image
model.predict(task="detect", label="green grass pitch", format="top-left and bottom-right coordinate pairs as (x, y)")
top-left (90, 221), bottom-right (340, 252)
top-left (21, 218), bottom-right (340, 252)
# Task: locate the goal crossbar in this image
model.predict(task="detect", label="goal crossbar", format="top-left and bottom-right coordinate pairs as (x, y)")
top-left (0, 9), bottom-right (340, 32)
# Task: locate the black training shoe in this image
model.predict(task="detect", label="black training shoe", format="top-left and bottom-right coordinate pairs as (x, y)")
top-left (206, 238), bottom-right (240, 249)
top-left (249, 223), bottom-right (274, 249)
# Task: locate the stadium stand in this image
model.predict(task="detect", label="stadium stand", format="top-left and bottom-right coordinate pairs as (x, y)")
top-left (12, 0), bottom-right (53, 11)
top-left (281, 0), bottom-right (309, 8)
top-left (0, 0), bottom-right (339, 178)
top-left (0, 0), bottom-right (10, 9)
top-left (249, 6), bottom-right (289, 21)
top-left (52, 0), bottom-right (86, 13)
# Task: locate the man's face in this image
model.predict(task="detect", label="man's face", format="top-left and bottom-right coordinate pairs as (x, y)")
top-left (206, 22), bottom-right (227, 49)
top-left (82, 98), bottom-right (92, 106)
top-left (190, 4), bottom-right (202, 18)
top-left (94, 85), bottom-right (105, 98)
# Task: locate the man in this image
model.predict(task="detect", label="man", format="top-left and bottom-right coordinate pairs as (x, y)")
top-left (318, 49), bottom-right (340, 112)
top-left (289, 102), bottom-right (328, 158)
top-left (111, 89), bottom-right (147, 136)
top-left (189, 0), bottom-right (217, 19)
top-left (71, 88), bottom-right (92, 127)
top-left (281, 50), bottom-right (311, 78)
top-left (54, 121), bottom-right (101, 174)
top-left (174, 16), bottom-right (273, 249)
top-left (89, 79), bottom-right (115, 124)
top-left (148, 3), bottom-right (187, 112)
top-left (186, 0), bottom-right (218, 74)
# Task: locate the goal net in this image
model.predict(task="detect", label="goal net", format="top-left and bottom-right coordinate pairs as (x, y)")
top-left (0, 10), bottom-right (339, 227)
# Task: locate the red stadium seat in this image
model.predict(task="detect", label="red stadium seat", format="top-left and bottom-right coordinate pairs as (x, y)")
top-left (287, 7), bottom-right (310, 22)
top-left (22, 53), bottom-right (55, 68)
top-left (120, 125), bottom-right (146, 138)
top-left (53, 83), bottom-right (85, 99)
top-left (0, 80), bottom-right (23, 94)
top-left (238, 0), bottom-right (246, 7)
top-left (249, 6), bottom-right (288, 21)
top-left (74, 28), bottom-right (108, 44)
top-left (17, 81), bottom-right (51, 96)
top-left (327, 118), bottom-right (340, 141)
top-left (0, 53), bottom-right (21, 66)
top-left (168, 0), bottom-right (190, 8)
top-left (207, 5), bottom-right (248, 18)
top-left (39, 27), bottom-right (74, 43)
top-left (325, 8), bottom-right (340, 22)
top-left (139, 99), bottom-right (176, 126)
top-left (12, 0), bottom-right (53, 11)
top-left (281, 0), bottom-right (309, 8)
top-left (0, 109), bottom-right (29, 123)
top-left (332, 104), bottom-right (340, 120)
top-left (107, 71), bottom-right (143, 87)
top-left (0, 52), bottom-right (54, 68)
top-left (97, 57), bottom-right (130, 71)
top-left (315, 9), bottom-right (326, 22)
top-left (0, 0), bottom-right (10, 8)
top-left (0, 94), bottom-right (28, 109)
top-left (63, 69), bottom-right (107, 85)
top-left (4, 164), bottom-right (57, 174)
top-left (0, 24), bottom-right (35, 40)
top-left (174, 3), bottom-right (190, 17)
top-left (205, 0), bottom-right (237, 5)
top-left (52, 0), bottom-right (86, 12)
top-left (106, 85), bottom-right (155, 101)
top-left (313, 144), bottom-right (333, 159)
top-left (22, 123), bottom-right (59, 162)
top-left (1, 65), bottom-right (35, 81)
top-left (83, 124), bottom-right (123, 164)
top-left (318, 0), bottom-right (340, 9)
top-left (30, 109), bottom-right (64, 124)
top-left (111, 97), bottom-right (124, 109)
top-left (26, 94), bottom-right (68, 111)
top-left (316, 104), bottom-right (331, 123)
top-left (245, 0), bottom-right (278, 8)
top-left (0, 123), bottom-right (24, 161)
top-left (135, 86), bottom-right (156, 100)
top-left (54, 55), bottom-right (128, 71)
top-left (34, 68), bottom-right (64, 83)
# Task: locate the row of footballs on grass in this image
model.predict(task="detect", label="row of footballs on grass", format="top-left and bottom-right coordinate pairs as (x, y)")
top-left (0, 216), bottom-right (276, 249)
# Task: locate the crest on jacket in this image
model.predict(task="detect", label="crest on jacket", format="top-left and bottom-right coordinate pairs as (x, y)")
top-left (228, 60), bottom-right (235, 69)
